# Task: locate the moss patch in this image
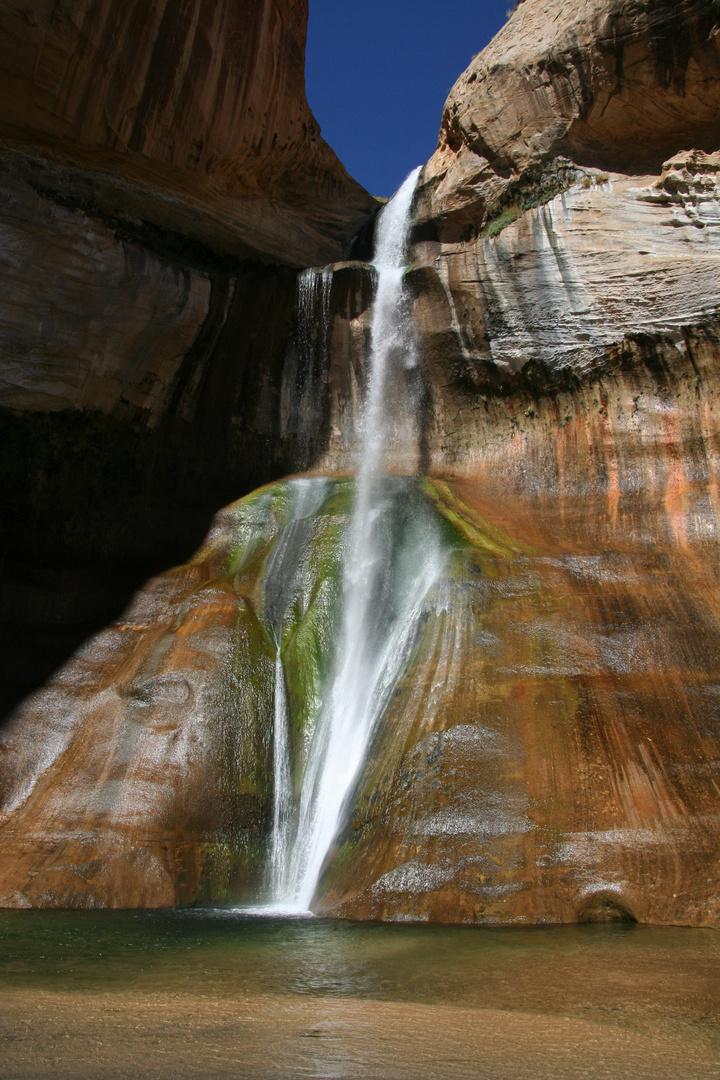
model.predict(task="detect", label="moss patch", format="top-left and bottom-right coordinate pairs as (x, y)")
top-left (421, 480), bottom-right (529, 558)
top-left (483, 160), bottom-right (580, 240)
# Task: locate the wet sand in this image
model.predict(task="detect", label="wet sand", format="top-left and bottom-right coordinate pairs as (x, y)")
top-left (2, 989), bottom-right (719, 1079)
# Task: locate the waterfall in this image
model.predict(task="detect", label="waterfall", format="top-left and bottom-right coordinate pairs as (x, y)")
top-left (297, 266), bottom-right (333, 379)
top-left (285, 266), bottom-right (334, 455)
top-left (269, 166), bottom-right (448, 912)
top-left (261, 478), bottom-right (333, 908)
top-left (269, 649), bottom-right (292, 897)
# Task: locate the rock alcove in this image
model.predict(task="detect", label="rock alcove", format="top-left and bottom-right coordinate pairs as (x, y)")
top-left (0, 0), bottom-right (719, 927)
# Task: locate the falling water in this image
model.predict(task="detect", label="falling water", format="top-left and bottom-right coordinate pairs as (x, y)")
top-left (269, 649), bottom-right (292, 895)
top-left (296, 266), bottom-right (333, 380)
top-left (261, 478), bottom-right (333, 904)
top-left (266, 166), bottom-right (449, 911)
top-left (290, 266), bottom-right (334, 452)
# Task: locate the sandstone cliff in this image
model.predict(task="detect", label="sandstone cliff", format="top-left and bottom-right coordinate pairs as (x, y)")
top-left (309, 152), bottom-right (720, 480)
top-left (289, 0), bottom-right (720, 926)
top-left (0, 0), bottom-right (374, 265)
top-left (2, 0), bottom-right (720, 928)
top-left (0, 480), bottom-right (341, 908)
top-left (418, 0), bottom-right (720, 239)
top-left (304, 0), bottom-right (720, 927)
top-left (3, 467), bottom-right (719, 927)
top-left (0, 0), bottom-right (376, 717)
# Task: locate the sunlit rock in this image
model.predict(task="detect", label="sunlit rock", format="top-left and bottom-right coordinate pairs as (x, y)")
top-left (2, 476), bottom-right (719, 926)
top-left (310, 482), bottom-right (719, 926)
top-left (417, 0), bottom-right (720, 239)
top-left (0, 480), bottom-right (341, 907)
top-left (2, 0), bottom-right (720, 930)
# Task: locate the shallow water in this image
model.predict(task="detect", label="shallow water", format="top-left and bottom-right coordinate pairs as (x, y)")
top-left (0, 912), bottom-right (718, 1078)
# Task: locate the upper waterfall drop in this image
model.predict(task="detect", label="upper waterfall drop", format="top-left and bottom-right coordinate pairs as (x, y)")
top-left (352, 166), bottom-right (422, 495)
top-left (269, 166), bottom-right (448, 912)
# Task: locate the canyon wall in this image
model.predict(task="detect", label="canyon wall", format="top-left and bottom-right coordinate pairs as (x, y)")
top-left (306, 0), bottom-right (720, 926)
top-left (0, 0), bottom-right (375, 716)
top-left (0, 0), bottom-right (372, 264)
top-left (417, 0), bottom-right (720, 240)
top-left (1, 0), bottom-right (720, 925)
top-left (0, 484), bottom-right (295, 908)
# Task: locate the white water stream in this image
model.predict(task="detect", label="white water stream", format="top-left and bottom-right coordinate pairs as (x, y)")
top-left (268, 649), bottom-right (292, 896)
top-left (268, 167), bottom-right (447, 911)
top-left (295, 265), bottom-right (333, 415)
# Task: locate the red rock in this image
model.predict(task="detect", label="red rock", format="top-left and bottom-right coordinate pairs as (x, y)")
top-left (2, 0), bottom-right (720, 929)
top-left (316, 477), bottom-right (720, 927)
top-left (418, 0), bottom-right (720, 239)
top-left (0, 0), bottom-right (375, 265)
top-left (0, 500), bottom-right (277, 908)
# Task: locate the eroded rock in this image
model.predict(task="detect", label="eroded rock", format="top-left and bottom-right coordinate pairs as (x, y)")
top-left (0, 0), bottom-right (375, 265)
top-left (417, 0), bottom-right (720, 240)
top-left (315, 481), bottom-right (720, 928)
top-left (2, 0), bottom-right (720, 928)
top-left (0, 170), bottom-right (212, 416)
top-left (0, 0), bottom-right (378, 716)
top-left (0, 480), bottom-right (345, 907)
top-left (3, 476), bottom-right (718, 926)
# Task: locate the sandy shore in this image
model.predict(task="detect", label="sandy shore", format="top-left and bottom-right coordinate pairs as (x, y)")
top-left (1, 989), bottom-right (718, 1080)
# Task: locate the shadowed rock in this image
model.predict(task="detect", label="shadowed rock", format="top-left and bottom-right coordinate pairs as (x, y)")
top-left (0, 0), bottom-right (375, 265)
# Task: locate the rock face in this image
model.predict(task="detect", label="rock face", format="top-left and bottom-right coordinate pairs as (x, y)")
top-left (302, 1), bottom-right (720, 926)
top-left (273, 3), bottom-right (720, 926)
top-left (418, 0), bottom-right (720, 239)
top-left (0, 0), bottom-right (374, 265)
top-left (0, 0), bottom-right (376, 717)
top-left (303, 155), bottom-right (720, 478)
top-left (0, 171), bottom-right (212, 416)
top-left (2, 0), bottom-right (720, 926)
top-left (3, 476), bottom-right (719, 927)
top-left (0, 225), bottom-right (297, 718)
top-left (0, 480), bottom-right (343, 908)
top-left (317, 480), bottom-right (720, 927)
top-left (294, 210), bottom-right (720, 928)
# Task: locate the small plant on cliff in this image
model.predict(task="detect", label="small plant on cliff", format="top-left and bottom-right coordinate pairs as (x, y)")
top-left (483, 159), bottom-right (579, 240)
top-left (488, 207), bottom-right (523, 238)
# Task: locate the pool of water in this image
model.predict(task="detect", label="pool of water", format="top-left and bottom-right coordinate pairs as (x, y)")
top-left (1, 912), bottom-right (718, 1078)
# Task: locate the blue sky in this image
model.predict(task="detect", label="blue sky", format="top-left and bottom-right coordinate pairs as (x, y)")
top-left (305, 0), bottom-right (512, 198)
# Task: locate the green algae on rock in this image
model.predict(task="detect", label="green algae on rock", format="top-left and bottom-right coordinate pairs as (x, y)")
top-left (2, 472), bottom-right (718, 926)
top-left (0, 478), bottom-right (340, 908)
top-left (0, 478), bottom-right (449, 908)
